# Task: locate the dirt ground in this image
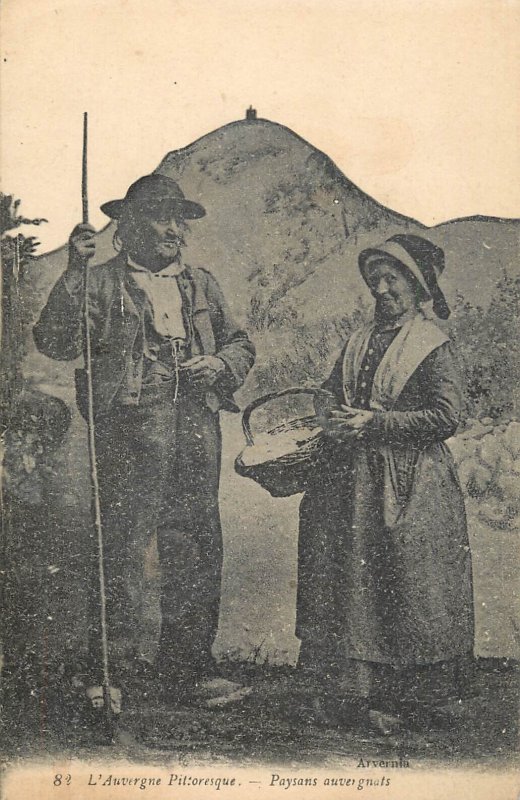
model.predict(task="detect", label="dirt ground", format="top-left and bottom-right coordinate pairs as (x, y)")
top-left (2, 659), bottom-right (518, 770)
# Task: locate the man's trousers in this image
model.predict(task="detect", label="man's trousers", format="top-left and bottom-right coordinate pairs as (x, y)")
top-left (86, 380), bottom-right (223, 686)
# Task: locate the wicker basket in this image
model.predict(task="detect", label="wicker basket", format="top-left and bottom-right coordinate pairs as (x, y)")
top-left (234, 387), bottom-right (332, 497)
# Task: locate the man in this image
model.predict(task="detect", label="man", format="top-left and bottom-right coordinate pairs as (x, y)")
top-left (33, 174), bottom-right (255, 712)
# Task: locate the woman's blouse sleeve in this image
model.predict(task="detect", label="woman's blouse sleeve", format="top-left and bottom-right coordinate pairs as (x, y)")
top-left (367, 341), bottom-right (465, 445)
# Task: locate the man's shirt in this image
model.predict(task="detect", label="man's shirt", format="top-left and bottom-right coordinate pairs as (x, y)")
top-left (127, 257), bottom-right (186, 341)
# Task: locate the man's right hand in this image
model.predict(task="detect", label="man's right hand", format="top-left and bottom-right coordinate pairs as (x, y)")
top-left (68, 223), bottom-right (96, 271)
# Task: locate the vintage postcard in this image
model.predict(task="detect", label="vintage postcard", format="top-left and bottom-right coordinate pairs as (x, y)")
top-left (1, 1), bottom-right (519, 798)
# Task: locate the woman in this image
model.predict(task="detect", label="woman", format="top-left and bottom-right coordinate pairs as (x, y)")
top-left (296, 234), bottom-right (474, 732)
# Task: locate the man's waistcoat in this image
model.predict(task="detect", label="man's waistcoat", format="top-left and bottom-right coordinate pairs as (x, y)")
top-left (33, 253), bottom-right (255, 416)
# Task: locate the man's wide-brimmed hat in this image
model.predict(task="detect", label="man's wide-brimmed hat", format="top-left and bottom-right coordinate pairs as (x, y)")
top-left (100, 174), bottom-right (206, 220)
top-left (358, 233), bottom-right (450, 319)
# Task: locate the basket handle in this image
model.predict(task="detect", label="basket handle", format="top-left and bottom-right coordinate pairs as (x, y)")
top-left (241, 387), bottom-right (334, 446)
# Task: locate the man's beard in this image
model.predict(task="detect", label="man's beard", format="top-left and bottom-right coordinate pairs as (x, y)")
top-left (128, 232), bottom-right (186, 268)
top-left (375, 296), bottom-right (401, 320)
top-left (153, 237), bottom-right (186, 263)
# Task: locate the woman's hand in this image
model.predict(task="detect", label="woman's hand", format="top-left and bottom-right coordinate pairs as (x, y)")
top-left (324, 405), bottom-right (374, 442)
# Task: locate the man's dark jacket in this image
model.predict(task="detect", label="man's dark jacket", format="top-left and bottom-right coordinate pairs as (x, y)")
top-left (33, 253), bottom-right (255, 414)
top-left (33, 254), bottom-right (255, 674)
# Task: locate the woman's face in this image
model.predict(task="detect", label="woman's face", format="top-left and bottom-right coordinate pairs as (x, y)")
top-left (364, 260), bottom-right (421, 321)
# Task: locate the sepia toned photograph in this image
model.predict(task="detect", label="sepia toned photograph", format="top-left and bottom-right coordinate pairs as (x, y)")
top-left (1, 1), bottom-right (519, 798)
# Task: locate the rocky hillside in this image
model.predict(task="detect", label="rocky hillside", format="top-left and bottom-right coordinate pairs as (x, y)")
top-left (26, 117), bottom-right (518, 399)
top-left (28, 117), bottom-right (421, 324)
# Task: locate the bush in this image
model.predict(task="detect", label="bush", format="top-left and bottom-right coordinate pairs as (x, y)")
top-left (448, 420), bottom-right (520, 530)
top-left (448, 277), bottom-right (520, 420)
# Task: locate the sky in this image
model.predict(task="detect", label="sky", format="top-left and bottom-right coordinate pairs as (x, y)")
top-left (1, 0), bottom-right (519, 253)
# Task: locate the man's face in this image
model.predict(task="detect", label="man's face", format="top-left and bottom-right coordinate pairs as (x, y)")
top-left (364, 260), bottom-right (420, 321)
top-left (130, 205), bottom-right (190, 268)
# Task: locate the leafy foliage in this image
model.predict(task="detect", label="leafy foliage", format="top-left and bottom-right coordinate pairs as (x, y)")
top-left (1, 193), bottom-right (47, 423)
top-left (247, 296), bottom-right (371, 400)
top-left (448, 276), bottom-right (520, 420)
top-left (0, 193), bottom-right (47, 235)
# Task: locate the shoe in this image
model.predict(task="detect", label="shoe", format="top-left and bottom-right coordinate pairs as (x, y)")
top-left (195, 677), bottom-right (252, 708)
top-left (405, 697), bottom-right (476, 731)
top-left (368, 708), bottom-right (403, 736)
top-left (81, 685), bottom-right (121, 745)
top-left (85, 685), bottom-right (122, 715)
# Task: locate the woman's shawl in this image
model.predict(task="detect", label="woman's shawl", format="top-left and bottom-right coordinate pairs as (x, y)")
top-left (341, 312), bottom-right (449, 527)
top-left (341, 312), bottom-right (449, 409)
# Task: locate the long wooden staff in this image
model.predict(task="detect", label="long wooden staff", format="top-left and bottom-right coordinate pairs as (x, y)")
top-left (82, 112), bottom-right (113, 738)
